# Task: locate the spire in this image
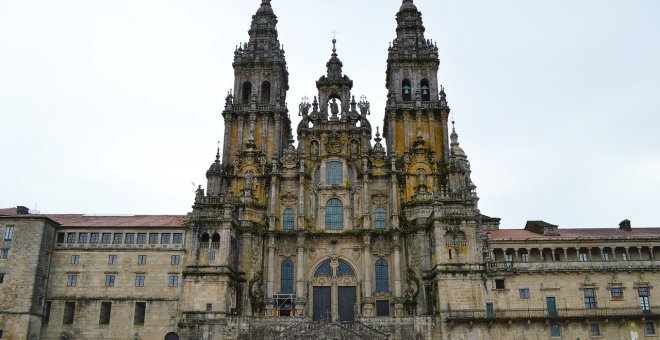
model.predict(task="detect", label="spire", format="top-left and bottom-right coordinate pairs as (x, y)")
top-left (373, 127), bottom-right (385, 153)
top-left (325, 39), bottom-right (344, 80)
top-left (234, 0), bottom-right (285, 65)
top-left (450, 121), bottom-right (466, 157)
top-left (215, 141), bottom-right (221, 163)
top-left (388, 0), bottom-right (438, 62)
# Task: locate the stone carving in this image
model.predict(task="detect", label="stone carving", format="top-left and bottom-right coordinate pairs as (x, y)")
top-left (326, 134), bottom-right (342, 155)
top-left (310, 141), bottom-right (320, 160)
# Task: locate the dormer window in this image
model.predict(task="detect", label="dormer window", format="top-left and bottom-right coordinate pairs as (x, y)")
top-left (402, 79), bottom-right (412, 101)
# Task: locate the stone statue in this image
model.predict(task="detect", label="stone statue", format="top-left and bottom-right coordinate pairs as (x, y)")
top-left (310, 141), bottom-right (319, 160)
top-left (245, 171), bottom-right (253, 190)
top-left (195, 185), bottom-right (204, 200)
top-left (330, 98), bottom-right (339, 118)
top-left (417, 169), bottom-right (426, 187)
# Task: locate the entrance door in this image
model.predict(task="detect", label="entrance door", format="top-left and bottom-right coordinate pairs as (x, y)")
top-left (546, 297), bottom-right (557, 318)
top-left (313, 287), bottom-right (331, 322)
top-left (338, 286), bottom-right (356, 322)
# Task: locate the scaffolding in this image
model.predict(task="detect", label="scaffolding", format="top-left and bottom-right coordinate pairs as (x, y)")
top-left (273, 294), bottom-right (297, 317)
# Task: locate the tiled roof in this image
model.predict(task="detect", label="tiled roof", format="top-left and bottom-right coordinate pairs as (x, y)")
top-left (44, 214), bottom-right (185, 228)
top-left (0, 207), bottom-right (18, 216)
top-left (490, 228), bottom-right (660, 241)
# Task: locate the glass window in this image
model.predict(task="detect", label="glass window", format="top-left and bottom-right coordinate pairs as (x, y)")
top-left (67, 275), bottom-right (77, 287)
top-left (105, 275), bottom-right (115, 287)
top-left (376, 300), bottom-right (390, 316)
top-left (639, 287), bottom-right (651, 312)
top-left (325, 198), bottom-right (344, 230)
top-left (0, 273), bottom-right (4, 283)
top-left (521, 253), bottom-right (529, 262)
top-left (169, 275), bottom-right (179, 287)
top-left (108, 255), bottom-right (117, 265)
top-left (314, 260), bottom-right (332, 277)
top-left (550, 323), bottom-right (561, 337)
top-left (519, 288), bottom-right (530, 299)
top-left (622, 252), bottom-right (630, 261)
top-left (173, 233), bottom-right (183, 244)
top-left (337, 260), bottom-right (355, 277)
top-left (137, 255), bottom-right (147, 265)
top-left (90, 233), bottom-right (100, 244)
top-left (171, 255), bottom-right (180, 265)
top-left (0, 249), bottom-right (8, 259)
top-left (578, 252), bottom-right (589, 262)
top-left (590, 323), bottom-right (601, 337)
top-left (137, 233), bottom-right (146, 244)
top-left (67, 232), bottom-right (76, 244)
top-left (280, 259), bottom-right (294, 294)
top-left (101, 233), bottom-right (111, 244)
top-left (161, 233), bottom-right (171, 244)
top-left (135, 275), bottom-right (145, 287)
top-left (283, 208), bottom-right (295, 230)
top-left (611, 287), bottom-right (623, 299)
top-left (4, 225), bottom-right (14, 241)
top-left (584, 288), bottom-right (597, 308)
top-left (113, 233), bottom-right (122, 244)
top-left (208, 250), bottom-right (216, 260)
top-left (70, 255), bottom-right (79, 264)
top-left (57, 232), bottom-right (65, 243)
top-left (645, 322), bottom-right (656, 335)
top-left (505, 254), bottom-right (513, 262)
top-left (602, 251), bottom-right (610, 261)
top-left (374, 208), bottom-right (387, 229)
top-left (78, 233), bottom-right (88, 243)
top-left (326, 161), bottom-right (343, 185)
top-left (375, 259), bottom-right (389, 292)
top-left (148, 233), bottom-right (158, 244)
top-left (125, 233), bottom-right (135, 244)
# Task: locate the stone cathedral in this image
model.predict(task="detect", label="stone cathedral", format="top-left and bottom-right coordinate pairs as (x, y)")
top-left (1, 1), bottom-right (659, 340)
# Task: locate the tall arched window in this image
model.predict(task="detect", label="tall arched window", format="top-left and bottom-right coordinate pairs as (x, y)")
top-left (283, 208), bottom-right (295, 230)
top-left (374, 207), bottom-right (387, 229)
top-left (325, 198), bottom-right (344, 230)
top-left (326, 161), bottom-right (343, 185)
top-left (280, 259), bottom-right (294, 293)
top-left (420, 79), bottom-right (430, 101)
top-left (314, 260), bottom-right (332, 277)
top-left (200, 233), bottom-right (209, 248)
top-left (402, 79), bottom-right (412, 101)
top-left (211, 233), bottom-right (220, 249)
top-left (242, 81), bottom-right (252, 104)
top-left (375, 259), bottom-right (389, 292)
top-left (261, 81), bottom-right (271, 104)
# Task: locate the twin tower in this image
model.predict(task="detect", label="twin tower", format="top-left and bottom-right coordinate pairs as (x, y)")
top-left (186, 0), bottom-right (484, 323)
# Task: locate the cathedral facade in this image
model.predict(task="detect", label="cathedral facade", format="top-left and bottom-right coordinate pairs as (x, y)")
top-left (1, 1), bottom-right (659, 339)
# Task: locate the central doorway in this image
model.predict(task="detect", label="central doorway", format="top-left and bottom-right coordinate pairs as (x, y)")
top-left (338, 286), bottom-right (356, 322)
top-left (313, 287), bottom-right (331, 321)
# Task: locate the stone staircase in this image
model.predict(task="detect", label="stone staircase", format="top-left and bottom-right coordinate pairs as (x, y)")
top-left (275, 321), bottom-right (390, 340)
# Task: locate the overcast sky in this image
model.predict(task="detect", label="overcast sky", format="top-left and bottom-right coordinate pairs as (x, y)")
top-left (1, 0), bottom-right (659, 229)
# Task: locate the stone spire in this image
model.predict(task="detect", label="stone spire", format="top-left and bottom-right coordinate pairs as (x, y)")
top-left (388, 0), bottom-right (438, 62)
top-left (323, 39), bottom-right (346, 83)
top-left (450, 121), bottom-right (466, 158)
top-left (233, 0), bottom-right (286, 65)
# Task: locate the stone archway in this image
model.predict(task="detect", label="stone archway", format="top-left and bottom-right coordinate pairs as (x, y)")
top-left (164, 332), bottom-right (179, 340)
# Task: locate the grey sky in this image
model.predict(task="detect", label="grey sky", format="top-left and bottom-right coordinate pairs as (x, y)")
top-left (1, 0), bottom-right (658, 229)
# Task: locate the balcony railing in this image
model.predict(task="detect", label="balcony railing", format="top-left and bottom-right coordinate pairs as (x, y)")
top-left (487, 260), bottom-right (658, 273)
top-left (445, 306), bottom-right (659, 321)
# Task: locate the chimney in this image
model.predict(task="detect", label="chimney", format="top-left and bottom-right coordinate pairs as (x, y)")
top-left (619, 219), bottom-right (632, 231)
top-left (16, 206), bottom-right (29, 215)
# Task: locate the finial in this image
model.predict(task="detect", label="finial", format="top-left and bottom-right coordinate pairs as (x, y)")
top-left (215, 141), bottom-right (221, 162)
top-left (332, 38), bottom-right (337, 55)
top-left (261, 0), bottom-right (271, 6)
top-left (376, 126), bottom-right (380, 137)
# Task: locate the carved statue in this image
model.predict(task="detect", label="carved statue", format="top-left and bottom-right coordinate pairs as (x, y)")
top-left (310, 141), bottom-right (319, 160)
top-left (330, 98), bottom-right (339, 118)
top-left (245, 171), bottom-right (253, 190)
top-left (299, 101), bottom-right (311, 117)
top-left (417, 169), bottom-right (427, 187)
top-left (195, 185), bottom-right (204, 200)
top-left (350, 140), bottom-right (359, 157)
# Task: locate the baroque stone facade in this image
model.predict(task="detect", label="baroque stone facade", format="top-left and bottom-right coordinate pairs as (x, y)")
top-left (1, 1), bottom-right (659, 339)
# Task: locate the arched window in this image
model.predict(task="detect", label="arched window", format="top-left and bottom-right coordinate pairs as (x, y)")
top-left (314, 260), bottom-right (332, 277)
top-left (283, 208), bottom-right (295, 230)
top-left (421, 79), bottom-right (430, 101)
top-left (164, 332), bottom-right (180, 340)
top-left (242, 81), bottom-right (252, 104)
top-left (402, 79), bottom-right (412, 101)
top-left (374, 207), bottom-right (387, 229)
top-left (211, 233), bottom-right (220, 249)
top-left (337, 260), bottom-right (356, 277)
top-left (326, 161), bottom-right (343, 185)
top-left (200, 233), bottom-right (209, 248)
top-left (325, 198), bottom-right (344, 230)
top-left (261, 81), bottom-right (271, 104)
top-left (281, 259), bottom-right (294, 293)
top-left (375, 259), bottom-right (389, 292)
top-left (314, 167), bottom-right (321, 186)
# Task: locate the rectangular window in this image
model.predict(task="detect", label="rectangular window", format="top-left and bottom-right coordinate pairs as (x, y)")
top-left (66, 232), bottom-right (76, 244)
top-left (113, 233), bottom-right (122, 244)
top-left (495, 279), bottom-right (505, 290)
top-left (78, 233), bottom-right (88, 243)
top-left (67, 275), bottom-right (77, 287)
top-left (602, 252), bottom-right (610, 261)
top-left (108, 255), bottom-right (117, 265)
top-left (148, 233), bottom-right (158, 244)
top-left (70, 255), bottom-right (79, 265)
top-left (137, 255), bottom-right (147, 265)
top-left (137, 233), bottom-right (146, 244)
top-left (99, 302), bottom-right (111, 325)
top-left (90, 232), bottom-right (100, 244)
top-left (611, 287), bottom-right (623, 299)
top-left (56, 232), bottom-right (65, 243)
top-left (578, 252), bottom-right (589, 262)
top-left (135, 275), bottom-right (145, 287)
top-left (326, 161), bottom-right (344, 185)
top-left (161, 233), bottom-right (171, 244)
top-left (4, 225), bottom-right (14, 241)
top-left (521, 253), bottom-right (529, 262)
top-left (590, 323), bottom-right (601, 337)
top-left (105, 275), bottom-right (115, 287)
top-left (43, 301), bottom-right (52, 324)
top-left (173, 233), bottom-right (183, 244)
top-left (0, 273), bottom-right (4, 283)
top-left (550, 323), bottom-right (561, 337)
top-left (125, 233), bottom-right (135, 244)
top-left (171, 255), bottom-right (180, 265)
top-left (208, 250), bottom-right (216, 261)
top-left (505, 254), bottom-right (513, 262)
top-left (645, 322), bottom-right (656, 335)
top-left (622, 252), bottom-right (630, 261)
top-left (519, 288), bottom-right (530, 299)
top-left (376, 300), bottom-right (390, 316)
top-left (133, 301), bottom-right (146, 325)
top-left (639, 287), bottom-right (651, 312)
top-left (101, 233), bottom-right (111, 244)
top-left (584, 288), bottom-right (597, 309)
top-left (169, 275), bottom-right (179, 287)
top-left (0, 249), bottom-right (7, 259)
top-left (63, 301), bottom-right (76, 324)
top-left (206, 303), bottom-right (213, 311)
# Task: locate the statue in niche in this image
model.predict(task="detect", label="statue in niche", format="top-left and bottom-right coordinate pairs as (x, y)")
top-left (350, 140), bottom-right (359, 157)
top-left (329, 98), bottom-right (339, 119)
top-left (310, 141), bottom-right (319, 160)
top-left (245, 171), bottom-right (253, 190)
top-left (417, 169), bottom-right (427, 187)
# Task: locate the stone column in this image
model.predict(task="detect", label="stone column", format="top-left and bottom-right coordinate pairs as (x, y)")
top-left (267, 235), bottom-right (275, 298)
top-left (441, 110), bottom-right (450, 162)
top-left (363, 234), bottom-right (373, 297)
top-left (274, 113), bottom-right (282, 159)
top-left (361, 158), bottom-right (371, 229)
top-left (388, 111), bottom-right (396, 154)
top-left (390, 157), bottom-right (400, 229)
top-left (393, 233), bottom-right (402, 297)
top-left (237, 115), bottom-right (245, 153)
top-left (296, 235), bottom-right (305, 299)
top-left (261, 115), bottom-right (268, 152)
top-left (223, 114), bottom-right (232, 164)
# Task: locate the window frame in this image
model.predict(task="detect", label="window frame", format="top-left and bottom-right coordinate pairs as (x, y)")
top-left (375, 258), bottom-right (389, 293)
top-left (105, 275), bottom-right (115, 287)
top-left (171, 255), bottom-right (180, 265)
top-left (173, 233), bottom-right (183, 244)
top-left (324, 198), bottom-right (344, 230)
top-left (161, 233), bottom-right (171, 244)
top-left (112, 233), bottom-right (122, 244)
top-left (136, 233), bottom-right (147, 244)
top-left (4, 225), bottom-right (14, 241)
top-left (78, 233), bottom-right (88, 244)
top-left (280, 259), bottom-right (294, 294)
top-left (374, 207), bottom-right (387, 229)
top-left (67, 275), bottom-right (77, 287)
top-left (325, 161), bottom-right (344, 185)
top-left (70, 255), bottom-right (79, 265)
top-left (283, 208), bottom-right (295, 231)
top-left (168, 275), bottom-right (179, 287)
top-left (101, 233), bottom-right (111, 244)
top-left (550, 323), bottom-right (561, 337)
top-left (125, 233), bottom-right (135, 244)
top-left (148, 233), bottom-right (159, 244)
top-left (519, 288), bottom-right (530, 299)
top-left (135, 275), bottom-right (145, 288)
top-left (108, 254), bottom-right (117, 265)
top-left (137, 255), bottom-right (147, 265)
top-left (584, 287), bottom-right (597, 309)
